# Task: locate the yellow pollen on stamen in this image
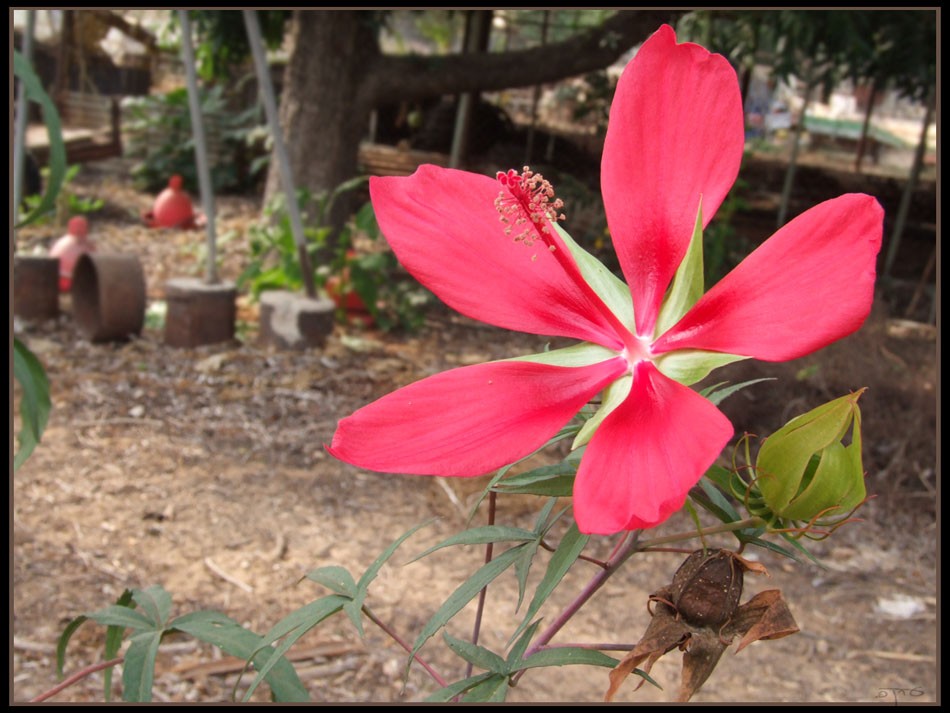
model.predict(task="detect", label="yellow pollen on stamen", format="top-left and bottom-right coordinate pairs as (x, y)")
top-left (495, 166), bottom-right (566, 247)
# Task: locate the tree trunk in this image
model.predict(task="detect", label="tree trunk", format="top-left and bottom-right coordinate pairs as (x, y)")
top-left (853, 76), bottom-right (879, 175)
top-left (777, 72), bottom-right (814, 228)
top-left (263, 11), bottom-right (379, 227)
top-left (883, 86), bottom-right (934, 278)
top-left (266, 10), bottom-right (681, 221)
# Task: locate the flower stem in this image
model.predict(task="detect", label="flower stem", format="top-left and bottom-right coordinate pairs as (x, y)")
top-left (465, 490), bottom-right (496, 680)
top-left (30, 657), bottom-right (124, 702)
top-left (511, 530), bottom-right (641, 685)
top-left (362, 605), bottom-right (448, 689)
top-left (636, 517), bottom-right (766, 550)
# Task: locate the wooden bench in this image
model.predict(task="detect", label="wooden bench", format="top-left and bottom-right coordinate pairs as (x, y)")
top-left (28, 90), bottom-right (123, 165)
top-left (357, 141), bottom-right (450, 177)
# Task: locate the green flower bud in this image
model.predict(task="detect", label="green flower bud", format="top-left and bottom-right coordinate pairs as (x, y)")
top-left (755, 390), bottom-right (866, 523)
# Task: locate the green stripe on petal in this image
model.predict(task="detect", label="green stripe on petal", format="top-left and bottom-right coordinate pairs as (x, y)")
top-left (655, 349), bottom-right (747, 386)
top-left (553, 223), bottom-right (635, 332)
top-left (572, 374), bottom-right (632, 450)
top-left (654, 199), bottom-right (705, 338)
top-left (511, 342), bottom-right (619, 368)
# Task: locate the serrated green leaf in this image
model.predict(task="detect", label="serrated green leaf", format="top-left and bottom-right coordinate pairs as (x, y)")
top-left (86, 605), bottom-right (155, 632)
top-left (409, 526), bottom-right (537, 564)
top-left (358, 519), bottom-right (432, 592)
top-left (693, 474), bottom-right (742, 523)
top-left (518, 647), bottom-right (619, 671)
top-left (13, 338), bottom-right (51, 470)
top-left (443, 632), bottom-right (508, 674)
top-left (171, 611), bottom-right (309, 702)
top-left (412, 545), bottom-right (526, 659)
top-left (513, 539), bottom-right (541, 612)
top-left (493, 474), bottom-right (576, 498)
top-left (462, 673), bottom-right (510, 702)
top-left (131, 585), bottom-right (173, 629)
top-left (491, 463), bottom-right (576, 497)
top-left (423, 672), bottom-right (495, 702)
top-left (122, 631), bottom-right (163, 702)
top-left (532, 498), bottom-right (559, 536)
top-left (244, 595), bottom-right (347, 701)
top-left (468, 425), bottom-right (581, 521)
top-left (506, 620), bottom-right (542, 669)
top-left (510, 523), bottom-right (589, 645)
top-left (304, 565), bottom-right (358, 597)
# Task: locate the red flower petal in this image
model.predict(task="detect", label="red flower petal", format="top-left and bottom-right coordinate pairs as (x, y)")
top-left (601, 24), bottom-right (744, 337)
top-left (573, 361), bottom-right (733, 534)
top-left (328, 357), bottom-right (626, 477)
top-left (653, 194), bottom-right (883, 361)
top-left (371, 167), bottom-right (626, 349)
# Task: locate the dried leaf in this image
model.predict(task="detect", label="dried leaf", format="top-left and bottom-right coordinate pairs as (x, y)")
top-left (678, 628), bottom-right (729, 702)
top-left (728, 589), bottom-right (800, 653)
top-left (604, 593), bottom-right (689, 702)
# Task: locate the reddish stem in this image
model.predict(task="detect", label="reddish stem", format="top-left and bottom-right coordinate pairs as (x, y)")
top-left (362, 606), bottom-right (448, 688)
top-left (30, 657), bottom-right (124, 702)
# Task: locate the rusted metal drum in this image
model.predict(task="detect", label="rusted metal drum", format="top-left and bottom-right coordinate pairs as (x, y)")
top-left (13, 255), bottom-right (60, 322)
top-left (71, 253), bottom-right (146, 342)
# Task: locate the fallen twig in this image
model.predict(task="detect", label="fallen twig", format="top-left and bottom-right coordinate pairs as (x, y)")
top-left (203, 557), bottom-right (254, 593)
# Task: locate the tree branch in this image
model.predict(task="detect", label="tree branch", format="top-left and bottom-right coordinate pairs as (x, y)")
top-left (364, 10), bottom-right (684, 106)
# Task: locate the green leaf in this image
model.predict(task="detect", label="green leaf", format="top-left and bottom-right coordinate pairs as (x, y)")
top-left (423, 672), bottom-right (495, 702)
top-left (657, 351), bottom-right (748, 387)
top-left (122, 631), bottom-right (163, 702)
top-left (512, 342), bottom-right (617, 368)
top-left (701, 377), bottom-right (774, 406)
top-left (13, 338), bottom-right (51, 470)
top-left (131, 585), bottom-right (173, 629)
top-left (86, 605), bottom-right (156, 632)
top-left (510, 523), bottom-right (589, 644)
top-left (573, 374), bottom-right (631, 448)
top-left (56, 615), bottom-right (89, 679)
top-left (553, 223), bottom-right (635, 330)
top-left (409, 525), bottom-right (537, 563)
top-left (491, 464), bottom-right (576, 497)
top-left (14, 50), bottom-right (66, 229)
top-left (304, 565), bottom-right (358, 598)
top-left (467, 427), bottom-right (579, 520)
top-left (518, 647), bottom-right (619, 671)
top-left (513, 539), bottom-right (541, 612)
top-left (103, 589), bottom-right (135, 701)
top-left (243, 595), bottom-right (347, 701)
top-left (655, 199), bottom-right (705, 336)
top-left (347, 519), bottom-right (431, 637)
top-left (462, 673), bottom-right (510, 702)
top-left (358, 519), bottom-right (432, 592)
top-left (411, 545), bottom-right (526, 659)
top-left (506, 620), bottom-right (542, 669)
top-left (692, 473), bottom-right (742, 524)
top-left (442, 632), bottom-right (508, 673)
top-left (171, 611), bottom-right (309, 702)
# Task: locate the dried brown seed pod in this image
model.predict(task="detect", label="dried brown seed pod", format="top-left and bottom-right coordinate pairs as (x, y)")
top-left (669, 549), bottom-right (744, 628)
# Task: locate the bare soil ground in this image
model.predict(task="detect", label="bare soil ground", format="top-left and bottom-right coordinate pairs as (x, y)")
top-left (12, 154), bottom-right (937, 704)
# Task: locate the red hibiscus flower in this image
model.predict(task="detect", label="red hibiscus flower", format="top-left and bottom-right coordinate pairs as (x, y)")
top-left (328, 25), bottom-right (882, 535)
